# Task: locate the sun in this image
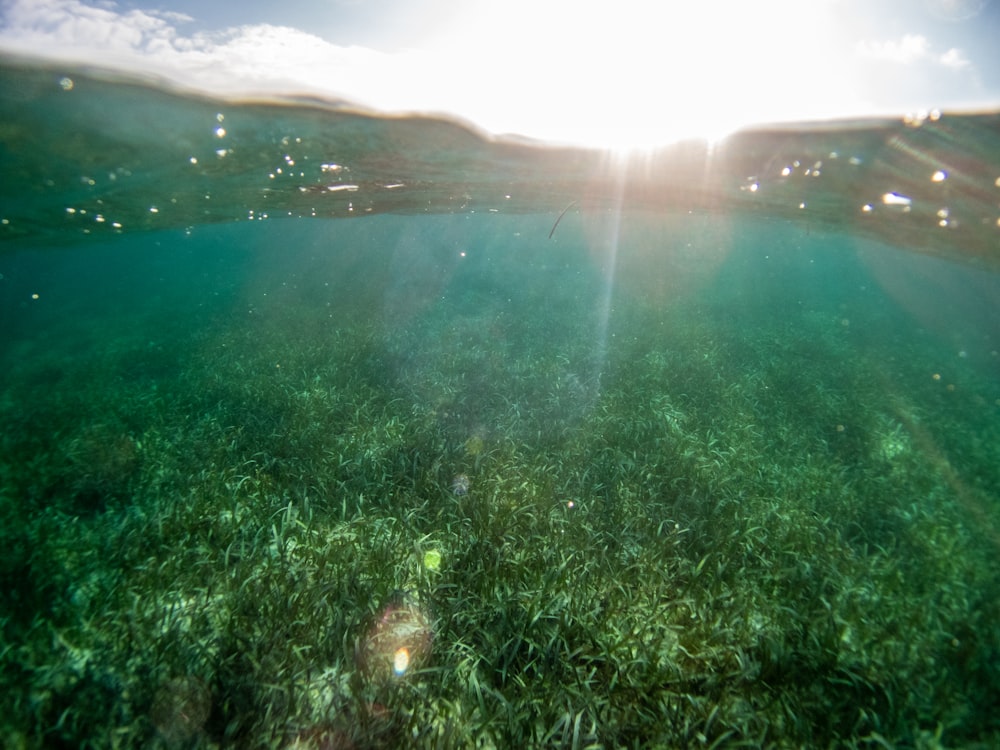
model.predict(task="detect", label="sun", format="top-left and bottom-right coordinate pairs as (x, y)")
top-left (418, 0), bottom-right (848, 149)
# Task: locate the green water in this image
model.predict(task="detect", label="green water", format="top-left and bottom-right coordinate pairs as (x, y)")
top-left (1, 61), bottom-right (999, 749)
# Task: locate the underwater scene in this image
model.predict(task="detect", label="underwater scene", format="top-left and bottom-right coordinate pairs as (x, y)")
top-left (1, 60), bottom-right (1000, 749)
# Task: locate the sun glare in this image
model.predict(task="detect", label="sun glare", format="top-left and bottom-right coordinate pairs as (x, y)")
top-left (0, 0), bottom-right (858, 150)
top-left (423, 0), bottom-right (845, 148)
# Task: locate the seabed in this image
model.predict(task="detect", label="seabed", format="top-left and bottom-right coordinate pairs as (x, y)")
top-left (1, 217), bottom-right (998, 748)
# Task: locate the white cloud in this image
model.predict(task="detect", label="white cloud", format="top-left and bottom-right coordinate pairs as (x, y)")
top-left (856, 33), bottom-right (972, 72)
top-left (2, 0), bottom-right (179, 50)
top-left (0, 0), bottom-right (430, 110)
top-left (857, 34), bottom-right (931, 65)
top-left (939, 47), bottom-right (971, 70)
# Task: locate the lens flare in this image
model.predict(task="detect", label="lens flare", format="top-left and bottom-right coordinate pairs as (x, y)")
top-left (359, 597), bottom-right (433, 682)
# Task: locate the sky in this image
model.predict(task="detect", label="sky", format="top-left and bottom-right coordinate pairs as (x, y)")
top-left (0, 0), bottom-right (997, 147)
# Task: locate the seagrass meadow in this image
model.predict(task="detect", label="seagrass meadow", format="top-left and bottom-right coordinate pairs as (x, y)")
top-left (1, 62), bottom-right (999, 749)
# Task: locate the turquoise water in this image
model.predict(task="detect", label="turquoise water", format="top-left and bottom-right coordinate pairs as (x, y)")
top-left (1, 60), bottom-right (999, 748)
